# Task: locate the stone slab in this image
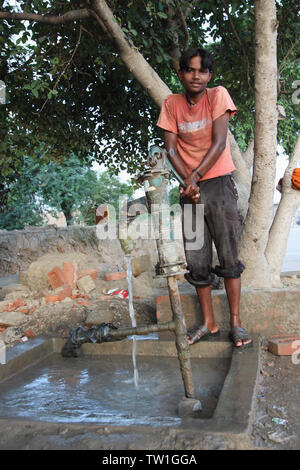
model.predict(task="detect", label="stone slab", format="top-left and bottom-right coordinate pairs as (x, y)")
top-left (156, 287), bottom-right (300, 337)
top-left (0, 311), bottom-right (29, 327)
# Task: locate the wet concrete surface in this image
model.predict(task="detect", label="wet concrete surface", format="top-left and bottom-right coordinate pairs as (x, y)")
top-left (0, 274), bottom-right (18, 288)
top-left (0, 353), bottom-right (230, 426)
top-left (0, 335), bottom-right (263, 450)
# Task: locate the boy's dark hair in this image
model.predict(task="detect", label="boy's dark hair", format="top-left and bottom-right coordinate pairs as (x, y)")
top-left (179, 47), bottom-right (214, 72)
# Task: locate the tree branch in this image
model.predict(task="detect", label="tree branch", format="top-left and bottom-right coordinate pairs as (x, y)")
top-left (0, 8), bottom-right (92, 24)
top-left (265, 131), bottom-right (300, 286)
top-left (279, 37), bottom-right (300, 73)
top-left (91, 0), bottom-right (171, 106)
top-left (166, 1), bottom-right (181, 72)
top-left (34, 26), bottom-right (83, 116)
top-left (174, 0), bottom-right (189, 50)
top-left (220, 0), bottom-right (253, 90)
top-left (242, 138), bottom-right (254, 169)
top-left (165, 0), bottom-right (195, 72)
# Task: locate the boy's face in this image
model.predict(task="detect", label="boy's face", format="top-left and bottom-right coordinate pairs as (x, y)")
top-left (178, 55), bottom-right (212, 95)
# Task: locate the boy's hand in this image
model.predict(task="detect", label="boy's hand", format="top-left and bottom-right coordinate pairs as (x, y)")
top-left (180, 173), bottom-right (200, 203)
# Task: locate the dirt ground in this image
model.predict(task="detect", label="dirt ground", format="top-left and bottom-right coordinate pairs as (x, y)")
top-left (250, 340), bottom-right (300, 450)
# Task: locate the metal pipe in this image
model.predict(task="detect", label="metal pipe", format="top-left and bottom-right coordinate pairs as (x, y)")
top-left (167, 276), bottom-right (196, 399)
top-left (106, 321), bottom-right (175, 339)
top-left (138, 146), bottom-right (197, 399)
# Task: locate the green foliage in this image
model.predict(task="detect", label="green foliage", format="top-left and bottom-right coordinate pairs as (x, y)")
top-left (0, 0), bottom-right (299, 179)
top-left (0, 156), bottom-right (44, 230)
top-left (80, 171), bottom-right (134, 225)
top-left (38, 154), bottom-right (98, 225)
top-left (0, 154), bottom-right (133, 229)
top-left (169, 185), bottom-right (180, 206)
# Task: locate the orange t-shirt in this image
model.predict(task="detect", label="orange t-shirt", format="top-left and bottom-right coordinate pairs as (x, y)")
top-left (156, 86), bottom-right (237, 181)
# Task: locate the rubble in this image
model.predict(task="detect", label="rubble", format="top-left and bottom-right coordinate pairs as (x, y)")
top-left (0, 253), bottom-right (162, 347)
top-left (2, 326), bottom-right (24, 344)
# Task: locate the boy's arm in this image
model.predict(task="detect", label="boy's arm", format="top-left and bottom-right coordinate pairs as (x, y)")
top-left (164, 130), bottom-right (199, 201)
top-left (164, 130), bottom-right (189, 181)
top-left (186, 111), bottom-right (230, 184)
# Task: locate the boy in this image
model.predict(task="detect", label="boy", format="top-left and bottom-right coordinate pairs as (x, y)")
top-left (157, 47), bottom-right (252, 347)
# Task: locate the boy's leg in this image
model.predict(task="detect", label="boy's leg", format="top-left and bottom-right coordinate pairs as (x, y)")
top-left (195, 285), bottom-right (218, 333)
top-left (205, 175), bottom-right (251, 347)
top-left (224, 277), bottom-right (251, 346)
top-left (181, 193), bottom-right (219, 343)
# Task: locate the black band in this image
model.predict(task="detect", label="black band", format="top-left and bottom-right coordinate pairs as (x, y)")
top-left (192, 169), bottom-right (203, 179)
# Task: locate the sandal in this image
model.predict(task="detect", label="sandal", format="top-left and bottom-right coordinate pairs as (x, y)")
top-left (187, 325), bottom-right (220, 345)
top-left (229, 326), bottom-right (253, 348)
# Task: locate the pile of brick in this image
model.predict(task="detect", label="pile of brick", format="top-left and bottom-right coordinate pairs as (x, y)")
top-left (45, 262), bottom-right (98, 304)
top-left (0, 295), bottom-right (39, 341)
top-left (0, 254), bottom-right (160, 345)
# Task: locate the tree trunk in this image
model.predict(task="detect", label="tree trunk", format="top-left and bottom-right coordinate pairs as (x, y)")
top-left (92, 0), bottom-right (172, 107)
top-left (265, 132), bottom-right (300, 286)
top-left (61, 201), bottom-right (73, 225)
top-left (239, 0), bottom-right (278, 288)
top-left (228, 130), bottom-right (252, 223)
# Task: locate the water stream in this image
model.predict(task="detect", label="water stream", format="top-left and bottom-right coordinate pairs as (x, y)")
top-left (125, 255), bottom-right (139, 390)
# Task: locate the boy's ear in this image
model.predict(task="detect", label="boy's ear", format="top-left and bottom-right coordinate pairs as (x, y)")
top-left (177, 70), bottom-right (183, 82)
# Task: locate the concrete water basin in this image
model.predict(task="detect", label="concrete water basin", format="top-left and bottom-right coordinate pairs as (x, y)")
top-left (0, 333), bottom-right (260, 449)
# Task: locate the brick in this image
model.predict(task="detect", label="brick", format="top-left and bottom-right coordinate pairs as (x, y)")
top-left (19, 309), bottom-right (29, 314)
top-left (77, 300), bottom-right (92, 307)
top-left (62, 262), bottom-right (78, 289)
top-left (96, 295), bottom-right (113, 301)
top-left (56, 286), bottom-right (73, 301)
top-left (25, 329), bottom-right (37, 339)
top-left (48, 267), bottom-right (65, 289)
top-left (78, 269), bottom-right (98, 280)
top-left (71, 293), bottom-right (92, 300)
top-left (268, 334), bottom-right (300, 356)
top-left (104, 271), bottom-right (127, 282)
top-left (45, 295), bottom-right (60, 303)
top-left (3, 298), bottom-right (25, 312)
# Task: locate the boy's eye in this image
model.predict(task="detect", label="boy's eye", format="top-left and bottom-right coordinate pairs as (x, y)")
top-left (186, 68), bottom-right (208, 74)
